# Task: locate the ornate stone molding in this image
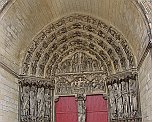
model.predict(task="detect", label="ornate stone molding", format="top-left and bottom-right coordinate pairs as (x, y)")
top-left (19, 76), bottom-right (55, 89)
top-left (106, 69), bottom-right (137, 84)
top-left (137, 42), bottom-right (152, 70)
top-left (55, 73), bottom-right (107, 96)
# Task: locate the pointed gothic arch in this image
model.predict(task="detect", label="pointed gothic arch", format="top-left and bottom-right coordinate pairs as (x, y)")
top-left (22, 13), bottom-right (136, 77)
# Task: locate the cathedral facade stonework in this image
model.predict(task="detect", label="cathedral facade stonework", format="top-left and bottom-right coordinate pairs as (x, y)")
top-left (0, 1), bottom-right (151, 122)
top-left (19, 14), bottom-right (142, 122)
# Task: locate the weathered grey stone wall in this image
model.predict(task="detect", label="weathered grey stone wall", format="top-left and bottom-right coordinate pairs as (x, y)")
top-left (0, 67), bottom-right (18, 122)
top-left (139, 51), bottom-right (152, 122)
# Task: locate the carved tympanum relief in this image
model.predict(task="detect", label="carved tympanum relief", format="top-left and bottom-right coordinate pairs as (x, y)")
top-left (55, 52), bottom-right (106, 95)
top-left (56, 52), bottom-right (104, 74)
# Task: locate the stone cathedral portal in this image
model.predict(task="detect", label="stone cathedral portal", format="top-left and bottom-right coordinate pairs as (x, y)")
top-left (19, 14), bottom-right (142, 122)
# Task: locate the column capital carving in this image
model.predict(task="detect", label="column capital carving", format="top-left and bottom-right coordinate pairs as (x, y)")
top-left (54, 96), bottom-right (59, 102)
top-left (76, 94), bottom-right (86, 101)
top-left (103, 94), bottom-right (108, 100)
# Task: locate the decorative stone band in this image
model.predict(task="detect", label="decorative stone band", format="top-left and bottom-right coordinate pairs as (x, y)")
top-left (55, 72), bottom-right (107, 96)
top-left (19, 75), bottom-right (55, 89)
top-left (106, 69), bottom-right (137, 84)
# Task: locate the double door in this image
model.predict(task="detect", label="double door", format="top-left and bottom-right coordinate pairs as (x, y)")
top-left (55, 95), bottom-right (108, 122)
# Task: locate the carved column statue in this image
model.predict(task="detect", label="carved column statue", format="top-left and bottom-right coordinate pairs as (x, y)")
top-left (77, 94), bottom-right (86, 122)
top-left (129, 79), bottom-right (138, 117)
top-left (107, 75), bottom-right (141, 122)
top-left (20, 85), bottom-right (30, 122)
top-left (19, 77), bottom-right (54, 122)
top-left (108, 85), bottom-right (117, 119)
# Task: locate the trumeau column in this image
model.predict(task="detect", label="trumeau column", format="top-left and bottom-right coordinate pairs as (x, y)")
top-left (76, 94), bottom-right (86, 122)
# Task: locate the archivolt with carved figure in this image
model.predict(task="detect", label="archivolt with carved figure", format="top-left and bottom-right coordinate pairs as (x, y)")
top-left (22, 13), bottom-right (136, 77)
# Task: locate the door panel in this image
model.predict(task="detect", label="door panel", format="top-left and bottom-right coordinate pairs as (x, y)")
top-left (55, 96), bottom-right (78, 122)
top-left (86, 95), bottom-right (108, 122)
top-left (56, 95), bottom-right (108, 122)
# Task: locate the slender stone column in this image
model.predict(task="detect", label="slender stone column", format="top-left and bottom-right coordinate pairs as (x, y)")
top-left (76, 94), bottom-right (86, 122)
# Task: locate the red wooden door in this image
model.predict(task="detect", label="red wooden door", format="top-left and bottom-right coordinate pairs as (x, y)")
top-left (86, 95), bottom-right (108, 122)
top-left (55, 96), bottom-right (78, 122)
